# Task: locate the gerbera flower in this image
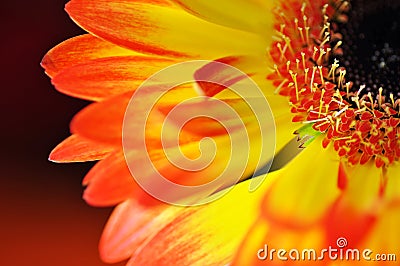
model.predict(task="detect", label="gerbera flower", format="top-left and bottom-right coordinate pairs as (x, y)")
top-left (42, 0), bottom-right (400, 265)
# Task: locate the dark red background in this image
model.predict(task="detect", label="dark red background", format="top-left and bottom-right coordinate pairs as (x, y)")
top-left (1, 1), bottom-right (125, 265)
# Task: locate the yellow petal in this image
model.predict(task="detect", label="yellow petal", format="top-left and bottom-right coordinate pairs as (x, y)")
top-left (340, 161), bottom-right (382, 212)
top-left (262, 137), bottom-right (341, 227)
top-left (383, 162), bottom-right (400, 202)
top-left (170, 0), bottom-right (274, 34)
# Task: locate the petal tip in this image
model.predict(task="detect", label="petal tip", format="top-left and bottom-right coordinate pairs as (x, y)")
top-left (40, 54), bottom-right (55, 77)
top-left (48, 148), bottom-right (64, 163)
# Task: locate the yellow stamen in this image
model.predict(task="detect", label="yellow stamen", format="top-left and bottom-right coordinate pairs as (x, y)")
top-left (368, 92), bottom-right (375, 110)
top-left (325, 47), bottom-right (332, 61)
top-left (345, 82), bottom-right (351, 96)
top-left (305, 27), bottom-right (310, 46)
top-left (334, 105), bottom-right (349, 118)
top-left (322, 4), bottom-right (328, 16)
top-left (304, 68), bottom-right (309, 84)
top-left (338, 69), bottom-right (346, 89)
top-left (318, 66), bottom-right (325, 85)
top-left (274, 64), bottom-right (281, 77)
top-left (283, 36), bottom-right (294, 55)
top-left (333, 40), bottom-right (342, 51)
top-left (301, 52), bottom-right (306, 71)
top-left (303, 15), bottom-right (308, 28)
top-left (328, 59), bottom-right (340, 82)
top-left (286, 60), bottom-right (291, 72)
top-left (318, 88), bottom-right (326, 118)
top-left (378, 87), bottom-right (383, 108)
top-left (289, 70), bottom-right (299, 101)
top-left (390, 93), bottom-right (395, 107)
top-left (310, 66), bottom-right (317, 92)
top-left (317, 48), bottom-right (327, 65)
top-left (298, 27), bottom-right (306, 44)
top-left (320, 35), bottom-right (330, 48)
top-left (277, 43), bottom-right (286, 61)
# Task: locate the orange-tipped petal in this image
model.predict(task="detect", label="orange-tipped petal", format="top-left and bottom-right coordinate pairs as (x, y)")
top-left (52, 56), bottom-right (178, 101)
top-left (41, 34), bottom-right (136, 77)
top-left (65, 0), bottom-right (267, 58)
top-left (100, 175), bottom-right (278, 264)
top-left (49, 134), bottom-right (114, 163)
top-left (125, 175), bottom-right (274, 266)
top-left (170, 0), bottom-right (273, 34)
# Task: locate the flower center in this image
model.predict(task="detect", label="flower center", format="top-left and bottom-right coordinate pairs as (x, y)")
top-left (267, 0), bottom-right (400, 168)
top-left (337, 0), bottom-right (400, 100)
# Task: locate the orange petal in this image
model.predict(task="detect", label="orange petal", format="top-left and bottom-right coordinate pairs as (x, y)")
top-left (52, 56), bottom-right (178, 101)
top-left (170, 0), bottom-right (273, 34)
top-left (41, 34), bottom-right (136, 77)
top-left (66, 0), bottom-right (267, 58)
top-left (82, 151), bottom-right (137, 206)
top-left (70, 93), bottom-right (129, 145)
top-left (99, 199), bottom-right (176, 263)
top-left (70, 86), bottom-right (197, 146)
top-left (49, 134), bottom-right (114, 163)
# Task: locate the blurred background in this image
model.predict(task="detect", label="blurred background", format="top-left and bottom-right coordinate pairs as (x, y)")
top-left (1, 1), bottom-right (125, 265)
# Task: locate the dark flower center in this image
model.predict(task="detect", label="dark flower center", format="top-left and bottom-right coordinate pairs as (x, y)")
top-left (337, 0), bottom-right (400, 99)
